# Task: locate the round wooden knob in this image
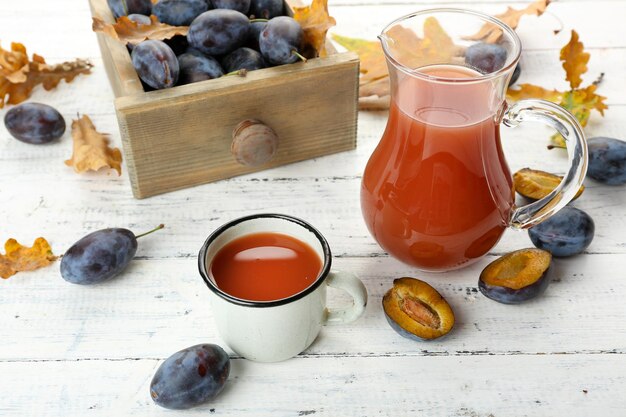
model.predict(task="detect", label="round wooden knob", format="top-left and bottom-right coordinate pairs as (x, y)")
top-left (231, 119), bottom-right (279, 167)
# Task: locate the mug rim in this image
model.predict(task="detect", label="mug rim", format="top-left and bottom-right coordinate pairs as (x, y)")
top-left (379, 8), bottom-right (522, 84)
top-left (198, 213), bottom-right (333, 308)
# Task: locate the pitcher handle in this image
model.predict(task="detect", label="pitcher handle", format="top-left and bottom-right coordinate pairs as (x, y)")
top-left (502, 99), bottom-right (588, 229)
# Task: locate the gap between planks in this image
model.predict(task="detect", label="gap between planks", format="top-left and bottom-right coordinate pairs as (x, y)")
top-left (1, 349), bottom-right (624, 364)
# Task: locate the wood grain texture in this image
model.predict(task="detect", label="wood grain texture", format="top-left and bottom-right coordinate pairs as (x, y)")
top-left (115, 53), bottom-right (359, 198)
top-left (2, 255), bottom-right (626, 361)
top-left (0, 0), bottom-right (625, 416)
top-left (0, 355), bottom-right (624, 417)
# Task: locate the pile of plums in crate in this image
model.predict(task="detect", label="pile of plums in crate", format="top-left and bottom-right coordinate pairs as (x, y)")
top-left (107, 0), bottom-right (307, 90)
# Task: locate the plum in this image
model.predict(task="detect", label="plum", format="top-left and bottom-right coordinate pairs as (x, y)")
top-left (509, 63), bottom-right (521, 86)
top-left (382, 277), bottom-right (454, 341)
top-left (187, 9), bottom-right (250, 56)
top-left (513, 168), bottom-right (584, 201)
top-left (587, 137), bottom-right (626, 185)
top-left (153, 0), bottom-right (208, 26)
top-left (528, 206), bottom-right (594, 257)
top-left (250, 0), bottom-right (283, 19)
top-left (107, 0), bottom-right (152, 18)
top-left (131, 40), bottom-right (179, 89)
top-left (150, 344), bottom-right (230, 410)
top-left (60, 225), bottom-right (163, 285)
top-left (4, 103), bottom-right (65, 144)
top-left (177, 51), bottom-right (224, 84)
top-left (221, 47), bottom-right (267, 72)
top-left (479, 248), bottom-right (552, 304)
top-left (465, 43), bottom-right (507, 74)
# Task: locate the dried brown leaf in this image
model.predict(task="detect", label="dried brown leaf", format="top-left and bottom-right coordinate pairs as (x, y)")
top-left (92, 15), bottom-right (188, 45)
top-left (560, 30), bottom-right (589, 89)
top-left (466, 0), bottom-right (551, 43)
top-left (0, 42), bottom-right (92, 108)
top-left (0, 238), bottom-right (57, 279)
top-left (293, 0), bottom-right (336, 57)
top-left (333, 17), bottom-right (461, 109)
top-left (65, 115), bottom-right (123, 175)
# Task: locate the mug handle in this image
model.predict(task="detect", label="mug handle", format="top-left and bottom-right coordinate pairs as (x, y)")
top-left (323, 271), bottom-right (368, 325)
top-left (502, 99), bottom-right (588, 229)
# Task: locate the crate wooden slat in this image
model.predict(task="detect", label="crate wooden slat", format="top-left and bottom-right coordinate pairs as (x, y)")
top-left (88, 0), bottom-right (360, 198)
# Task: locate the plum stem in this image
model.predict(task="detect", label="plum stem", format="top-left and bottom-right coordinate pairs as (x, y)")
top-left (224, 69), bottom-right (248, 77)
top-left (291, 50), bottom-right (307, 63)
top-left (249, 18), bottom-right (269, 23)
top-left (135, 224), bottom-right (165, 239)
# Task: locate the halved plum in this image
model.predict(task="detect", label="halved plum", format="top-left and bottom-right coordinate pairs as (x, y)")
top-left (513, 168), bottom-right (584, 201)
top-left (479, 248), bottom-right (552, 304)
top-left (382, 277), bottom-right (455, 341)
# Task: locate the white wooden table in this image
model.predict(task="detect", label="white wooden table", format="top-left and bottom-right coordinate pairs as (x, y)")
top-left (1, 1), bottom-right (625, 416)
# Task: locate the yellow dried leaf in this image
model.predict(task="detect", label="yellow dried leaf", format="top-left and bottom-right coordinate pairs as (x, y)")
top-left (293, 0), bottom-right (336, 57)
top-left (331, 34), bottom-right (386, 83)
top-left (65, 115), bottom-right (123, 175)
top-left (560, 30), bottom-right (589, 89)
top-left (0, 42), bottom-right (92, 108)
top-left (92, 15), bottom-right (189, 45)
top-left (333, 18), bottom-right (461, 109)
top-left (506, 84), bottom-right (564, 102)
top-left (559, 84), bottom-right (608, 127)
top-left (0, 238), bottom-right (57, 279)
top-left (466, 0), bottom-right (551, 43)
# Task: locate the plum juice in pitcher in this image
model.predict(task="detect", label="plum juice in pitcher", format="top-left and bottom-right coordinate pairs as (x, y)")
top-left (361, 9), bottom-right (587, 272)
top-left (361, 64), bottom-right (515, 271)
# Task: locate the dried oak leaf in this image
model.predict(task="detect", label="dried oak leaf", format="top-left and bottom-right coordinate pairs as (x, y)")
top-left (507, 30), bottom-right (607, 147)
top-left (0, 238), bottom-right (57, 279)
top-left (293, 0), bottom-right (336, 57)
top-left (560, 30), bottom-right (589, 89)
top-left (92, 15), bottom-right (188, 45)
top-left (65, 115), bottom-right (123, 175)
top-left (333, 17), bottom-right (461, 109)
top-left (466, 0), bottom-right (551, 43)
top-left (0, 42), bottom-right (92, 108)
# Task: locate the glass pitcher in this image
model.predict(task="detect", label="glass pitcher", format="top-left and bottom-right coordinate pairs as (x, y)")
top-left (361, 9), bottom-right (587, 272)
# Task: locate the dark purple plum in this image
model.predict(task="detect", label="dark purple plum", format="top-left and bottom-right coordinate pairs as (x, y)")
top-left (259, 16), bottom-right (304, 65)
top-left (107, 0), bottom-right (152, 18)
top-left (479, 248), bottom-right (552, 304)
top-left (465, 43), bottom-right (507, 74)
top-left (509, 63), bottom-right (521, 86)
top-left (60, 225), bottom-right (163, 285)
top-left (529, 206), bottom-right (594, 257)
top-left (127, 13), bottom-right (152, 25)
top-left (250, 0), bottom-right (283, 19)
top-left (177, 52), bottom-right (224, 84)
top-left (247, 20), bottom-right (267, 50)
top-left (221, 47), bottom-right (266, 72)
top-left (154, 0), bottom-right (208, 26)
top-left (587, 137), bottom-right (626, 185)
top-left (4, 103), bottom-right (65, 144)
top-left (126, 15), bottom-right (152, 53)
top-left (150, 344), bottom-right (230, 410)
top-left (164, 35), bottom-right (190, 56)
top-left (132, 40), bottom-right (179, 89)
top-left (61, 229), bottom-right (136, 285)
top-left (187, 9), bottom-right (250, 56)
top-left (211, 0), bottom-right (251, 14)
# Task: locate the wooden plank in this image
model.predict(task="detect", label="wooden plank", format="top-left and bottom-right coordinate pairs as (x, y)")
top-left (87, 0), bottom-right (144, 98)
top-left (0, 354), bottom-right (624, 416)
top-left (2, 254), bottom-right (625, 361)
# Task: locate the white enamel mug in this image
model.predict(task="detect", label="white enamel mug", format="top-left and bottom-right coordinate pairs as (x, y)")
top-left (198, 214), bottom-right (368, 362)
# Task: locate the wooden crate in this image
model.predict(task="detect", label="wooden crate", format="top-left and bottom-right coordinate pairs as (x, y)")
top-left (88, 0), bottom-right (359, 199)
